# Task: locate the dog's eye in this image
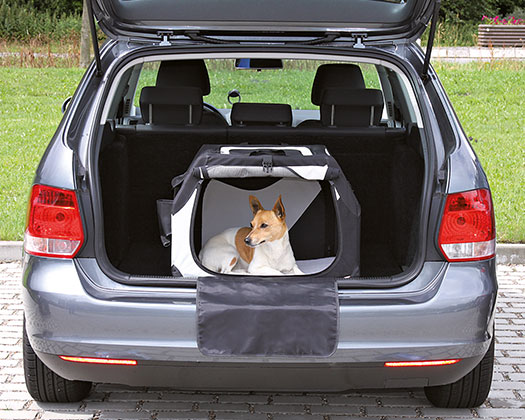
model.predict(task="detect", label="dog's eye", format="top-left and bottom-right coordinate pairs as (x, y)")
top-left (260, 223), bottom-right (268, 229)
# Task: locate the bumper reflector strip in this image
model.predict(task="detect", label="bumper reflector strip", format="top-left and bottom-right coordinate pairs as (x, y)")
top-left (59, 355), bottom-right (137, 366)
top-left (384, 359), bottom-right (461, 368)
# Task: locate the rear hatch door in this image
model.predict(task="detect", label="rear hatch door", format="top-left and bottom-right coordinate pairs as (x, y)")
top-left (92, 0), bottom-right (436, 42)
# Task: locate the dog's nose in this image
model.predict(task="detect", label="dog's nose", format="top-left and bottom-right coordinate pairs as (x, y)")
top-left (244, 237), bottom-right (251, 245)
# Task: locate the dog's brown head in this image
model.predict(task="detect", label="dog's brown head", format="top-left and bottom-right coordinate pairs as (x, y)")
top-left (244, 195), bottom-right (287, 247)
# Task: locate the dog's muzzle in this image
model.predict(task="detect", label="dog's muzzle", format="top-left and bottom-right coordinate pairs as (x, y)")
top-left (245, 237), bottom-right (265, 247)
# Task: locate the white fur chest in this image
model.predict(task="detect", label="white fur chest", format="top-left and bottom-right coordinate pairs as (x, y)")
top-left (251, 232), bottom-right (296, 273)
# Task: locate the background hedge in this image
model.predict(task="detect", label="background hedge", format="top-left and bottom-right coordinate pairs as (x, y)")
top-left (440, 0), bottom-right (525, 22)
top-left (0, 0), bottom-right (80, 40)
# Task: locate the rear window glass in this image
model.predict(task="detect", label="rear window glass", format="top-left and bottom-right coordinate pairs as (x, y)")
top-left (105, 0), bottom-right (416, 26)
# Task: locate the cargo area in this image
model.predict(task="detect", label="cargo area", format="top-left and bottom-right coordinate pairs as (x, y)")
top-left (98, 125), bottom-right (424, 277)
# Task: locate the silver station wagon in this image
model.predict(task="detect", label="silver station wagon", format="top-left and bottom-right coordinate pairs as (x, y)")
top-left (22, 0), bottom-right (497, 408)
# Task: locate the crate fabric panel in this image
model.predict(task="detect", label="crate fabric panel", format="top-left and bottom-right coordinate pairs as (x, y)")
top-left (197, 277), bottom-right (339, 357)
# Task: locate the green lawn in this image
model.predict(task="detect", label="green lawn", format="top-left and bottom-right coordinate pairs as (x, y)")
top-left (0, 63), bottom-right (523, 242)
top-left (433, 62), bottom-right (525, 243)
top-left (0, 68), bottom-right (84, 240)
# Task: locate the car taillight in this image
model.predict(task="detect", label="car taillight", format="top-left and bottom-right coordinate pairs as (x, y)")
top-left (24, 185), bottom-right (84, 258)
top-left (59, 356), bottom-right (137, 366)
top-left (385, 359), bottom-right (461, 367)
top-left (438, 189), bottom-right (495, 262)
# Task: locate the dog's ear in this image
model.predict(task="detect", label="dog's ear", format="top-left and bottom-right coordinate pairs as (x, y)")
top-left (249, 195), bottom-right (263, 216)
top-left (273, 195), bottom-right (285, 220)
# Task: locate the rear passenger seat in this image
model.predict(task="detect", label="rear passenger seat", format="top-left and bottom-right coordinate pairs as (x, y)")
top-left (139, 86), bottom-right (203, 126)
top-left (298, 63), bottom-right (384, 128)
top-left (139, 60), bottom-right (228, 126)
top-left (319, 88), bottom-right (384, 127)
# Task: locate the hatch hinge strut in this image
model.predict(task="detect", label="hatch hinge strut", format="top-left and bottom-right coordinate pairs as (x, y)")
top-left (87, 0), bottom-right (103, 77)
top-left (421, 0), bottom-right (442, 80)
top-left (352, 33), bottom-right (367, 49)
top-left (157, 31), bottom-right (174, 46)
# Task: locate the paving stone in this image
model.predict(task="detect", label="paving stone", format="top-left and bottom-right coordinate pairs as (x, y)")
top-left (508, 372), bottom-right (525, 381)
top-left (379, 395), bottom-right (432, 407)
top-left (141, 401), bottom-right (195, 411)
top-left (366, 406), bottom-right (419, 416)
top-left (0, 410), bottom-right (39, 419)
top-left (197, 402), bottom-right (251, 413)
top-left (98, 412), bottom-right (158, 419)
top-left (156, 412), bottom-right (209, 419)
top-left (488, 390), bottom-right (522, 399)
top-left (421, 407), bottom-right (481, 417)
top-left (272, 416), bottom-right (328, 420)
top-left (105, 392), bottom-right (164, 402)
top-left (492, 380), bottom-right (525, 390)
top-left (156, 393), bottom-right (217, 403)
top-left (33, 402), bottom-right (84, 411)
top-left (309, 404), bottom-right (362, 415)
top-left (271, 395), bottom-right (325, 405)
top-left (0, 382), bottom-right (30, 392)
top-left (323, 395), bottom-right (378, 405)
top-left (253, 403), bottom-right (306, 414)
top-left (476, 407), bottom-right (525, 418)
top-left (0, 390), bottom-right (34, 400)
top-left (85, 401), bottom-right (151, 411)
top-left (40, 413), bottom-right (95, 420)
top-left (213, 413), bottom-right (268, 420)
top-left (487, 397), bottom-right (525, 408)
top-left (217, 394), bottom-right (271, 404)
top-left (0, 399), bottom-right (27, 410)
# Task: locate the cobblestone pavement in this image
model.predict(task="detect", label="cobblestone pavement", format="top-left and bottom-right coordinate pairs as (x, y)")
top-left (1, 262), bottom-right (524, 420)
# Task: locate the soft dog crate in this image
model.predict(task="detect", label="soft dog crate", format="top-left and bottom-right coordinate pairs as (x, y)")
top-left (160, 144), bottom-right (360, 278)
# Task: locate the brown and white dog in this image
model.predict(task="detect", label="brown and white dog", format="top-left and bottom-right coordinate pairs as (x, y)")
top-left (199, 195), bottom-right (303, 275)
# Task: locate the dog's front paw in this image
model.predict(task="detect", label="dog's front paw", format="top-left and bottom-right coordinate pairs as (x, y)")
top-left (292, 264), bottom-right (304, 275)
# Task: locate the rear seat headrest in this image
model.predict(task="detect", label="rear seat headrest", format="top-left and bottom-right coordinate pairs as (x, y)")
top-left (139, 86), bottom-right (203, 125)
top-left (156, 60), bottom-right (211, 96)
top-left (311, 64), bottom-right (366, 106)
top-left (320, 88), bottom-right (384, 127)
top-left (231, 103), bottom-right (293, 127)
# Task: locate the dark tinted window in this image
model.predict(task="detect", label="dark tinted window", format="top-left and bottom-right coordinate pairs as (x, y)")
top-left (104, 0), bottom-right (419, 26)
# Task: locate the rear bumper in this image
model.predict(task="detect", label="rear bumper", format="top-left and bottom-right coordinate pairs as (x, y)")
top-left (37, 354), bottom-right (483, 391)
top-left (23, 256), bottom-right (497, 390)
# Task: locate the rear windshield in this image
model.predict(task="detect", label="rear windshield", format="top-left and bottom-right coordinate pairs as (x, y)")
top-left (105, 0), bottom-right (418, 26)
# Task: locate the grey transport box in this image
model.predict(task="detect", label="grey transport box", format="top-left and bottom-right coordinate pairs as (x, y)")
top-left (158, 144), bottom-right (361, 279)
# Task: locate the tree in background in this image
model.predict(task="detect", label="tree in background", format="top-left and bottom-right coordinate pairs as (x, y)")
top-left (80, 0), bottom-right (90, 67)
top-left (441, 0), bottom-right (525, 22)
top-left (27, 0), bottom-right (82, 15)
top-left (441, 0), bottom-right (496, 22)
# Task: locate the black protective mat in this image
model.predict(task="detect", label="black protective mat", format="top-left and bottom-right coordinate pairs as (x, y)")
top-left (197, 277), bottom-right (339, 357)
